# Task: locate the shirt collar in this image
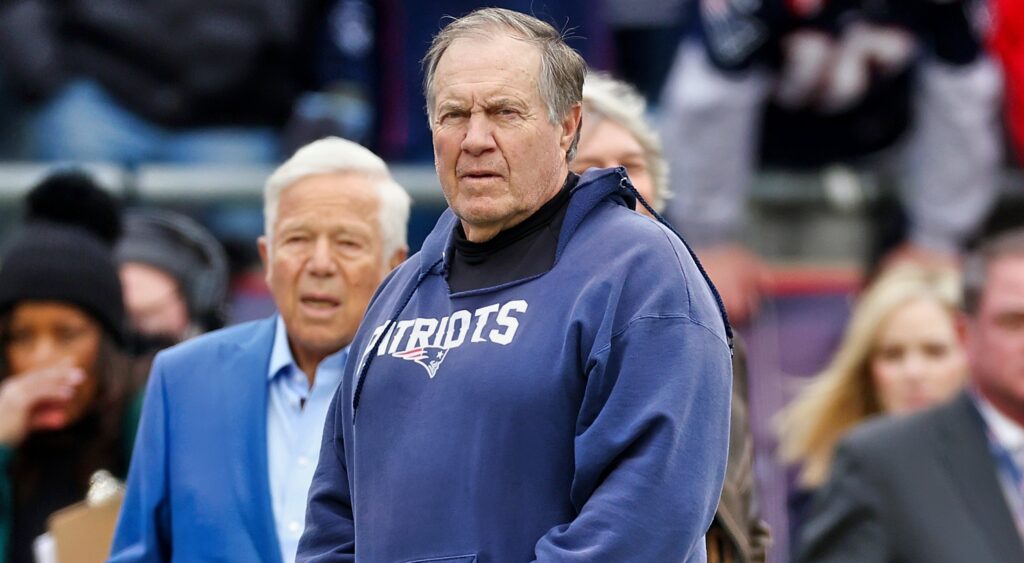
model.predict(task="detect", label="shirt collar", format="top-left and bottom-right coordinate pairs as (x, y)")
top-left (268, 316), bottom-right (293, 381)
top-left (267, 316), bottom-right (349, 381)
top-left (974, 389), bottom-right (1024, 453)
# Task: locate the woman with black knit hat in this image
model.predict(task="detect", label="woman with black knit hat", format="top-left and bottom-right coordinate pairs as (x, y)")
top-left (0, 172), bottom-right (144, 562)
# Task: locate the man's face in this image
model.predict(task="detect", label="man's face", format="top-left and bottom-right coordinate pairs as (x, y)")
top-left (259, 173), bottom-right (392, 363)
top-left (120, 262), bottom-right (191, 340)
top-left (967, 254), bottom-right (1024, 421)
top-left (430, 33), bottom-right (581, 241)
top-left (572, 114), bottom-right (655, 216)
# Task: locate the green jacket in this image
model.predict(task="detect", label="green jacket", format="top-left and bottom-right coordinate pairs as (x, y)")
top-left (0, 391), bottom-right (144, 562)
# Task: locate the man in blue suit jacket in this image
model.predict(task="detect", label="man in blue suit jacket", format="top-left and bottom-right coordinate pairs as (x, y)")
top-left (109, 137), bottom-right (410, 562)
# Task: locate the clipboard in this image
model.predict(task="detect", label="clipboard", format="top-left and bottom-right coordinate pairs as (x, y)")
top-left (45, 470), bottom-right (125, 563)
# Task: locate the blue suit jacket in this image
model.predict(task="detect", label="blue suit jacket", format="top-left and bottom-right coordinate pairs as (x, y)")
top-left (110, 317), bottom-right (283, 562)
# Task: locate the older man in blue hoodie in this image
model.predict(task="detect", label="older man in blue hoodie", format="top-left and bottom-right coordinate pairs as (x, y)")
top-left (299, 7), bottom-right (733, 562)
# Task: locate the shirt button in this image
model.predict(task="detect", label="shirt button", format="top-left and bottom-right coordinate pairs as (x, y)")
top-left (289, 521), bottom-right (302, 534)
top-left (298, 456), bottom-right (310, 466)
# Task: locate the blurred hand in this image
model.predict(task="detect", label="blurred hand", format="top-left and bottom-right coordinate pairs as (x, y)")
top-left (0, 362), bottom-right (85, 446)
top-left (880, 242), bottom-right (960, 272)
top-left (697, 244), bottom-right (773, 326)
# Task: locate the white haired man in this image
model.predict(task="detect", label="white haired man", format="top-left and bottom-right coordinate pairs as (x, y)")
top-left (109, 137), bottom-right (410, 563)
top-left (299, 8), bottom-right (732, 562)
top-left (573, 71), bottom-right (771, 563)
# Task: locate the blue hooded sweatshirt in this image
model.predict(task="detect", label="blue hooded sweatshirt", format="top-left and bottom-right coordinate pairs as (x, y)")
top-left (298, 167), bottom-right (732, 562)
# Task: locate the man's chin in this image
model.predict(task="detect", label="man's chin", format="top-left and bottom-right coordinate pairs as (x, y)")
top-left (291, 328), bottom-right (354, 357)
top-left (450, 201), bottom-right (510, 226)
top-left (457, 176), bottom-right (506, 192)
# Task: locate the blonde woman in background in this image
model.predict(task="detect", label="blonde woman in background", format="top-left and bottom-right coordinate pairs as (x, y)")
top-left (776, 264), bottom-right (968, 537)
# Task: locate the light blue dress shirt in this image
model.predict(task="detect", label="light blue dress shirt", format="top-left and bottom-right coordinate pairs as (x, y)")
top-left (266, 317), bottom-right (348, 563)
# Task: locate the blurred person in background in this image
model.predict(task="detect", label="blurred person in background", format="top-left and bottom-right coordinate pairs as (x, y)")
top-left (661, 0), bottom-right (1002, 324)
top-left (776, 265), bottom-right (967, 539)
top-left (110, 137), bottom-right (410, 563)
top-left (794, 228), bottom-right (1024, 562)
top-left (572, 71), bottom-right (668, 216)
top-left (0, 172), bottom-right (143, 562)
top-left (572, 70), bottom-right (769, 563)
top-left (0, 0), bottom-right (337, 165)
top-left (116, 210), bottom-right (229, 354)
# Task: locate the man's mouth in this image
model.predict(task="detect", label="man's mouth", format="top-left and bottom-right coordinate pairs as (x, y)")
top-left (459, 170), bottom-right (502, 180)
top-left (300, 294), bottom-right (341, 309)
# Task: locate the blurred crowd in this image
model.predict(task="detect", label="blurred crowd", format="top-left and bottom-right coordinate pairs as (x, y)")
top-left (0, 1), bottom-right (1023, 562)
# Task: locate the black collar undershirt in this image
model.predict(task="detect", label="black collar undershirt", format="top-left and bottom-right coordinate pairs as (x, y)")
top-left (448, 173), bottom-right (578, 293)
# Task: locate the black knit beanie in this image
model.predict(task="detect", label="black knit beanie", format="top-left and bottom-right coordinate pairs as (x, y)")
top-left (0, 172), bottom-right (125, 343)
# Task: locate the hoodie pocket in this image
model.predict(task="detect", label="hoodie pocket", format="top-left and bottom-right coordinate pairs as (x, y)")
top-left (404, 555), bottom-right (478, 563)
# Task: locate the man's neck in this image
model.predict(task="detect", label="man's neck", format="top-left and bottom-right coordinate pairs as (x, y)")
top-left (462, 222), bottom-right (512, 243)
top-left (291, 346), bottom-right (328, 388)
top-left (977, 384), bottom-right (1024, 429)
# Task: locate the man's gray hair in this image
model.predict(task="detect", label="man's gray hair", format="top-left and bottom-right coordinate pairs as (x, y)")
top-left (582, 71), bottom-right (670, 212)
top-left (963, 227), bottom-right (1024, 315)
top-left (263, 137), bottom-right (411, 262)
top-left (421, 7), bottom-right (586, 160)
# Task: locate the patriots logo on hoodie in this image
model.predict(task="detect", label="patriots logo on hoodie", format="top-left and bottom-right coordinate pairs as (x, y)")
top-left (364, 300), bottom-right (530, 380)
top-left (392, 346), bottom-right (450, 379)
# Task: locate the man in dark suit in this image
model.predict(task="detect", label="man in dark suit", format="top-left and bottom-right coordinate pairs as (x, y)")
top-left (795, 228), bottom-right (1024, 563)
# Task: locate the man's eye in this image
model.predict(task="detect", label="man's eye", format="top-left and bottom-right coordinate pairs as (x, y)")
top-left (996, 313), bottom-right (1024, 331)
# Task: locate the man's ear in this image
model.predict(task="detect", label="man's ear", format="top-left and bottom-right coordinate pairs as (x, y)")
top-left (956, 311), bottom-right (970, 347)
top-left (258, 236), bottom-right (270, 281)
top-left (560, 103), bottom-right (583, 154)
top-left (388, 247), bottom-right (408, 271)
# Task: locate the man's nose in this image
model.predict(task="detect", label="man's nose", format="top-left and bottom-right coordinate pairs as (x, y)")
top-left (307, 237), bottom-right (338, 276)
top-left (461, 113), bottom-right (497, 155)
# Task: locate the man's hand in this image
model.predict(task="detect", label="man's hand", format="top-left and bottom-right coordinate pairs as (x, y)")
top-left (0, 362), bottom-right (85, 446)
top-left (697, 244), bottom-right (772, 326)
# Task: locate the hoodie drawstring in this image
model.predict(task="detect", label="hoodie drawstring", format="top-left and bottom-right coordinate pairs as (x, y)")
top-left (618, 175), bottom-right (735, 350)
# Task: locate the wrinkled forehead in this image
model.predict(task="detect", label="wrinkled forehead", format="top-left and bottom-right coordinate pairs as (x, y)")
top-left (432, 31), bottom-right (543, 96)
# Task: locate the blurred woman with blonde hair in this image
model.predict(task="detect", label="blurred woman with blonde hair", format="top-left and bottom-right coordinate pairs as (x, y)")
top-left (777, 264), bottom-right (967, 533)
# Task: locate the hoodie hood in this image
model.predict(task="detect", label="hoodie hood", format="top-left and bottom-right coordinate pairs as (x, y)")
top-left (418, 167), bottom-right (638, 276)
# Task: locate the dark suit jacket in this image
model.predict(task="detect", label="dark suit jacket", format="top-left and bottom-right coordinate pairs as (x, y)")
top-left (794, 391), bottom-right (1024, 563)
